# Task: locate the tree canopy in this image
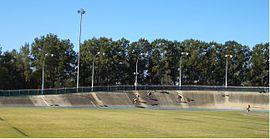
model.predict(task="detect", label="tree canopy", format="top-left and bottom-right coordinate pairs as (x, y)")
top-left (0, 34), bottom-right (269, 90)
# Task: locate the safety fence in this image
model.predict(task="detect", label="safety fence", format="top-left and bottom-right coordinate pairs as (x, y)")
top-left (0, 85), bottom-right (268, 96)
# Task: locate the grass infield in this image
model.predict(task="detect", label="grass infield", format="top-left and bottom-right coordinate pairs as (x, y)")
top-left (0, 107), bottom-right (268, 138)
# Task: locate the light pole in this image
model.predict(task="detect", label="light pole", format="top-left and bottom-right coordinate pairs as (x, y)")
top-left (179, 52), bottom-right (189, 88)
top-left (134, 53), bottom-right (144, 90)
top-left (42, 53), bottom-right (54, 95)
top-left (225, 54), bottom-right (233, 88)
top-left (76, 8), bottom-right (86, 92)
top-left (91, 52), bottom-right (105, 91)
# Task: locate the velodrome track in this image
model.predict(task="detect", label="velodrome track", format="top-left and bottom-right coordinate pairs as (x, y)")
top-left (0, 90), bottom-right (268, 111)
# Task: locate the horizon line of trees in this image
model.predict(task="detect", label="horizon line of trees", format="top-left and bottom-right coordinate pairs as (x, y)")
top-left (0, 33), bottom-right (269, 90)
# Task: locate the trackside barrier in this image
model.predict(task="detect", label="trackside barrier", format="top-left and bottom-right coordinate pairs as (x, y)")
top-left (0, 85), bottom-right (268, 97)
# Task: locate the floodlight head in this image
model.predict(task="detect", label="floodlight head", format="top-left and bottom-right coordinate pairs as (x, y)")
top-left (82, 10), bottom-right (86, 14)
top-left (45, 53), bottom-right (54, 57)
top-left (225, 55), bottom-right (232, 58)
top-left (181, 52), bottom-right (188, 55)
top-left (225, 54), bottom-right (232, 58)
top-left (78, 8), bottom-right (86, 14)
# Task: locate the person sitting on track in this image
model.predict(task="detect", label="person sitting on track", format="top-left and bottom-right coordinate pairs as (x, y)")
top-left (147, 91), bottom-right (152, 97)
top-left (132, 93), bottom-right (140, 104)
top-left (177, 94), bottom-right (183, 102)
top-left (132, 97), bottom-right (138, 104)
top-left (246, 105), bottom-right (251, 112)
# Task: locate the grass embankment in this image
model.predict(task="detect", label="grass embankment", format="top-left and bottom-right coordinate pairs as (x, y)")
top-left (0, 107), bottom-right (268, 138)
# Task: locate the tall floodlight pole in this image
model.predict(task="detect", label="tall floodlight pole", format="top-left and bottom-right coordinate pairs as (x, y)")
top-left (225, 54), bottom-right (233, 88)
top-left (134, 54), bottom-right (143, 90)
top-left (42, 53), bottom-right (54, 95)
top-left (179, 52), bottom-right (189, 88)
top-left (76, 8), bottom-right (86, 92)
top-left (91, 52), bottom-right (104, 91)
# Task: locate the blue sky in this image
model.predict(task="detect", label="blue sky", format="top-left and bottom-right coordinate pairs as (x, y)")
top-left (0, 0), bottom-right (268, 52)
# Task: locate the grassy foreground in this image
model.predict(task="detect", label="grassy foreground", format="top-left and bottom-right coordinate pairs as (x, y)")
top-left (0, 107), bottom-right (268, 138)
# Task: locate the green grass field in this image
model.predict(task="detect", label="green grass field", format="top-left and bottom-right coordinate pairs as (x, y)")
top-left (0, 107), bottom-right (268, 138)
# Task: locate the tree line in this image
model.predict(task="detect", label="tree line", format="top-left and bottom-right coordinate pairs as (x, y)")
top-left (0, 33), bottom-right (268, 90)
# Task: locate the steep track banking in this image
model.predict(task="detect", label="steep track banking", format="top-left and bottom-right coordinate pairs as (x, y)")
top-left (0, 90), bottom-right (268, 111)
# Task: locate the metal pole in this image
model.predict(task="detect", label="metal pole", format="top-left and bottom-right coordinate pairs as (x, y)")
top-left (179, 52), bottom-right (188, 89)
top-left (179, 56), bottom-right (182, 88)
top-left (135, 55), bottom-right (140, 90)
top-left (225, 57), bottom-right (228, 88)
top-left (91, 55), bottom-right (96, 91)
top-left (42, 56), bottom-right (46, 95)
top-left (41, 53), bottom-right (54, 95)
top-left (76, 8), bottom-right (85, 92)
top-left (224, 54), bottom-right (232, 88)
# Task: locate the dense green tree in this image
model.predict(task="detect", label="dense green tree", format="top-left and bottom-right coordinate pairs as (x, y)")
top-left (31, 34), bottom-right (76, 89)
top-left (126, 38), bottom-right (151, 85)
top-left (109, 38), bottom-right (130, 85)
top-left (221, 41), bottom-right (251, 86)
top-left (149, 39), bottom-right (178, 85)
top-left (203, 42), bottom-right (224, 85)
top-left (0, 50), bottom-right (13, 89)
top-left (148, 39), bottom-right (166, 84)
top-left (180, 39), bottom-right (204, 85)
top-left (0, 50), bottom-right (26, 89)
top-left (79, 38), bottom-right (97, 86)
top-left (0, 35), bottom-right (269, 90)
top-left (15, 44), bottom-right (34, 88)
top-left (249, 43), bottom-right (269, 86)
top-left (80, 37), bottom-right (130, 86)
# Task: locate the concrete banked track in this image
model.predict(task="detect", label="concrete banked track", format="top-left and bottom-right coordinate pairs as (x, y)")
top-left (0, 91), bottom-right (268, 111)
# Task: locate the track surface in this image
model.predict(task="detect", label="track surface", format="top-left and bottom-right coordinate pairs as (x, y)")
top-left (0, 90), bottom-right (268, 111)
